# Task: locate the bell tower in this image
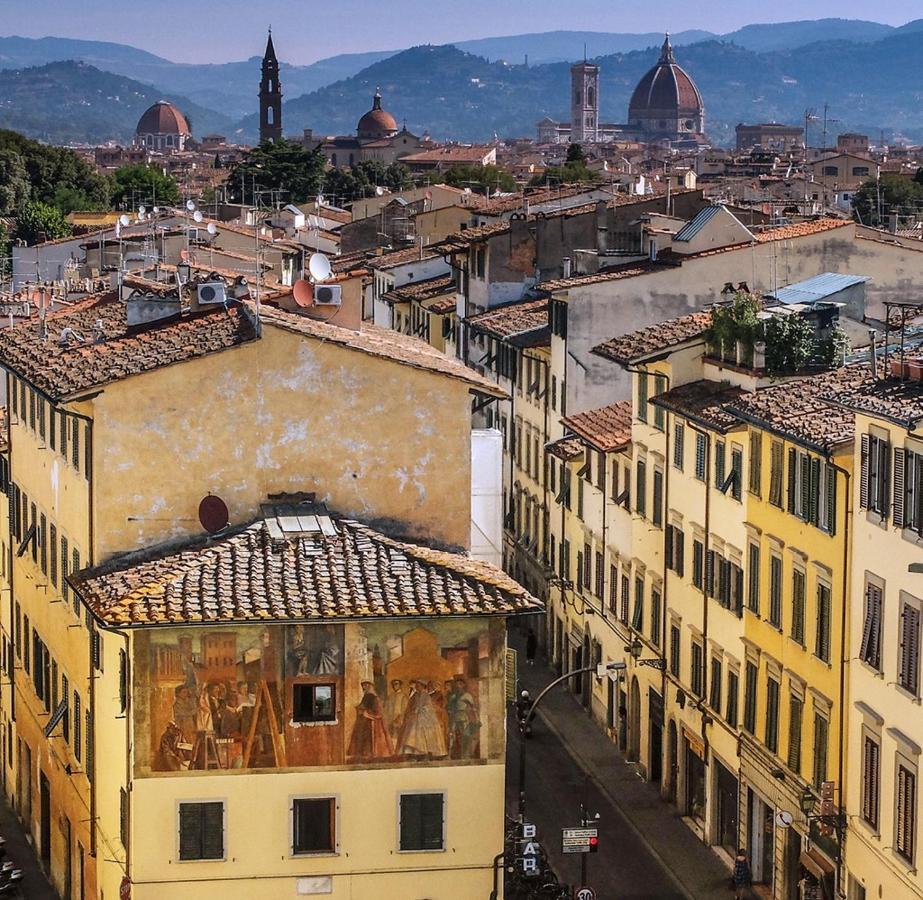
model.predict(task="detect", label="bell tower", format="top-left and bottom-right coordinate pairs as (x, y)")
top-left (259, 29), bottom-right (283, 144)
top-left (570, 60), bottom-right (599, 145)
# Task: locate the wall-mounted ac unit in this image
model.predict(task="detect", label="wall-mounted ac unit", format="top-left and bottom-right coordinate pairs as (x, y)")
top-left (313, 284), bottom-right (342, 306)
top-left (197, 282), bottom-right (226, 305)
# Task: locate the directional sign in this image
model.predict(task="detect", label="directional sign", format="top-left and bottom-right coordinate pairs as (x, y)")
top-left (576, 889), bottom-right (596, 900)
top-left (562, 826), bottom-right (598, 853)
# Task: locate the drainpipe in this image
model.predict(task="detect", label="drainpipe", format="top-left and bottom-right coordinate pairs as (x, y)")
top-left (108, 626), bottom-right (132, 881)
top-left (5, 371), bottom-right (14, 735)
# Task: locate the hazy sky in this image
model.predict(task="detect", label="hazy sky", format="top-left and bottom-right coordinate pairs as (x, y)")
top-left (0, 0), bottom-right (918, 63)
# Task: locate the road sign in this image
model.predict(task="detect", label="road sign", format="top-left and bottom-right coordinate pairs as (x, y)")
top-left (562, 826), bottom-right (598, 853)
top-left (775, 810), bottom-right (794, 828)
top-left (575, 889), bottom-right (596, 900)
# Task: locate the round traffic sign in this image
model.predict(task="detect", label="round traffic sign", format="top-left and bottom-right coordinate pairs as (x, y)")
top-left (775, 810), bottom-right (794, 829)
top-left (576, 889), bottom-right (596, 900)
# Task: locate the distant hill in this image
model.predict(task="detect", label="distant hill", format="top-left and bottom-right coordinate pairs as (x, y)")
top-left (720, 18), bottom-right (893, 52)
top-left (0, 61), bottom-right (234, 144)
top-left (236, 32), bottom-right (923, 146)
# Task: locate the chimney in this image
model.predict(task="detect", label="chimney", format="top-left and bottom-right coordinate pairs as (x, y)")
top-left (562, 257), bottom-right (573, 279)
top-left (752, 340), bottom-right (766, 371)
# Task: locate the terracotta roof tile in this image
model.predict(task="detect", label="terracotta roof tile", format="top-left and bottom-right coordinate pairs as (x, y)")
top-left (561, 401), bottom-right (632, 452)
top-left (534, 261), bottom-right (661, 293)
top-left (70, 505), bottom-right (541, 627)
top-left (545, 435), bottom-right (584, 461)
top-left (467, 299), bottom-right (548, 340)
top-left (752, 218), bottom-right (851, 243)
top-left (818, 362), bottom-right (923, 429)
top-left (380, 275), bottom-right (456, 306)
top-left (592, 310), bottom-right (712, 366)
top-left (651, 381), bottom-right (746, 433)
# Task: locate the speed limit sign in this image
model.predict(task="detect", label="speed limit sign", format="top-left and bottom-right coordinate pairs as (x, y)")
top-left (576, 889), bottom-right (596, 900)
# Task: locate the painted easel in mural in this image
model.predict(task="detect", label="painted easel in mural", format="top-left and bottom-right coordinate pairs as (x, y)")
top-left (242, 679), bottom-right (287, 768)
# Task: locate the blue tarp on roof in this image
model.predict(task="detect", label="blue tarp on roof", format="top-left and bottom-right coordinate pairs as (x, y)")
top-left (768, 272), bottom-right (871, 305)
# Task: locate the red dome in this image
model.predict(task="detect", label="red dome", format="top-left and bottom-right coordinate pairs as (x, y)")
top-left (628, 36), bottom-right (703, 115)
top-left (136, 101), bottom-right (191, 136)
top-left (357, 89), bottom-right (398, 139)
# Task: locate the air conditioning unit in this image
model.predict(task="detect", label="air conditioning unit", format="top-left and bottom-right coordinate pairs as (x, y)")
top-left (313, 284), bottom-right (342, 306)
top-left (197, 282), bottom-right (227, 305)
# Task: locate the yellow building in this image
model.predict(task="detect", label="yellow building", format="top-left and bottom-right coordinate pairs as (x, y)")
top-left (0, 279), bottom-right (538, 900)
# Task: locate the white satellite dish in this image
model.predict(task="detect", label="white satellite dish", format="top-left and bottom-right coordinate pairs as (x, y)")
top-left (308, 252), bottom-right (332, 283)
top-left (186, 200), bottom-right (196, 212)
top-left (193, 211), bottom-right (204, 223)
top-left (207, 222), bottom-right (217, 235)
top-left (375, 186), bottom-right (385, 196)
top-left (138, 205), bottom-right (146, 215)
top-left (153, 206), bottom-right (160, 214)
top-left (118, 214), bottom-right (130, 227)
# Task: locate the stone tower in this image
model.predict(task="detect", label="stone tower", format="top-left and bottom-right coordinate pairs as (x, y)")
top-left (259, 30), bottom-right (283, 144)
top-left (570, 60), bottom-right (599, 145)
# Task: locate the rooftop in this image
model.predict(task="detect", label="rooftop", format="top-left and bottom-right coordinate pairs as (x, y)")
top-left (592, 309), bottom-right (712, 366)
top-left (380, 274), bottom-right (456, 307)
top-left (766, 272), bottom-right (870, 306)
top-left (70, 503), bottom-right (541, 627)
top-left (466, 299), bottom-right (548, 341)
top-left (561, 400), bottom-right (632, 452)
top-left (819, 363), bottom-right (923, 429)
top-left (545, 435), bottom-right (585, 461)
top-left (650, 380), bottom-right (745, 433)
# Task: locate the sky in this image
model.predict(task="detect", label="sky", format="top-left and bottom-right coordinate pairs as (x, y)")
top-left (0, 0), bottom-right (919, 63)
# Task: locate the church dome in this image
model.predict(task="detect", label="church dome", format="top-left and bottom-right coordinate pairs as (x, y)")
top-left (136, 101), bottom-right (191, 136)
top-left (357, 89), bottom-right (398, 140)
top-left (628, 35), bottom-right (703, 126)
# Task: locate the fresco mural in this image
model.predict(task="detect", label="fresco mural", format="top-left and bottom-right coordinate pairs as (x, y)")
top-left (133, 617), bottom-right (505, 775)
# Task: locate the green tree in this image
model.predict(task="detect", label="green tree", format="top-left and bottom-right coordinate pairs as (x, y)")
top-left (530, 158), bottom-right (599, 187)
top-left (13, 200), bottom-right (72, 245)
top-left (0, 220), bottom-right (10, 281)
top-left (566, 143), bottom-right (587, 164)
top-left (441, 164), bottom-right (516, 195)
top-left (322, 160), bottom-right (413, 204)
top-left (110, 165), bottom-right (180, 210)
top-left (224, 140), bottom-right (327, 205)
top-left (852, 173), bottom-right (923, 226)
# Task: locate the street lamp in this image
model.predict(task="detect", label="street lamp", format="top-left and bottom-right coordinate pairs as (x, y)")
top-left (799, 789), bottom-right (816, 816)
top-left (624, 638), bottom-right (666, 670)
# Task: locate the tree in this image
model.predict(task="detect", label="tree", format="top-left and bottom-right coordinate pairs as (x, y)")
top-left (441, 164), bottom-right (517, 195)
top-left (852, 173), bottom-right (923, 227)
top-left (529, 159), bottom-right (599, 187)
top-left (0, 220), bottom-right (10, 281)
top-left (13, 200), bottom-right (71, 245)
top-left (110, 165), bottom-right (180, 210)
top-left (322, 160), bottom-right (413, 204)
top-left (566, 143), bottom-right (587, 164)
top-left (224, 140), bottom-right (327, 205)
top-left (0, 148), bottom-right (31, 215)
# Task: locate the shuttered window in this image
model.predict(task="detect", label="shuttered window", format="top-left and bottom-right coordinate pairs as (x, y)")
top-left (631, 577), bottom-right (644, 631)
top-left (652, 469), bottom-right (663, 527)
top-left (861, 433), bottom-right (891, 518)
top-left (620, 575), bottom-right (630, 623)
top-left (609, 564), bottom-right (618, 613)
top-left (692, 539), bottom-right (704, 589)
top-left (744, 661), bottom-right (758, 734)
top-left (791, 570), bottom-right (806, 645)
top-left (749, 430), bottom-right (762, 496)
top-left (673, 423), bottom-right (684, 470)
top-left (769, 440), bottom-right (784, 506)
top-left (709, 657), bottom-right (722, 711)
top-left (726, 671), bottom-right (739, 728)
top-left (714, 441), bottom-right (726, 488)
top-left (650, 587), bottom-right (662, 647)
top-left (691, 641), bottom-right (704, 696)
top-left (812, 713), bottom-right (829, 788)
top-left (637, 374), bottom-right (648, 424)
top-left (896, 764), bottom-right (917, 863)
top-left (179, 801), bottom-right (225, 860)
top-left (815, 583), bottom-right (832, 663)
top-left (49, 524), bottom-right (57, 587)
top-left (769, 555), bottom-right (782, 628)
top-left (787, 695), bottom-right (803, 774)
top-left (730, 447), bottom-right (743, 501)
top-left (636, 459), bottom-right (647, 518)
top-left (747, 543), bottom-right (760, 614)
top-left (861, 735), bottom-right (880, 830)
top-left (899, 603), bottom-right (921, 696)
top-left (595, 551), bottom-right (604, 598)
top-left (669, 625), bottom-right (681, 676)
top-left (900, 449), bottom-right (923, 536)
top-left (399, 793), bottom-right (444, 851)
top-left (859, 582), bottom-right (883, 670)
top-left (292, 797), bottom-right (335, 854)
top-left (695, 433), bottom-right (707, 481)
top-left (765, 677), bottom-right (780, 754)
top-left (653, 376), bottom-right (666, 431)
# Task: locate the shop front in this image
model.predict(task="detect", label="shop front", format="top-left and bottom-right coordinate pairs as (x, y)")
top-left (683, 726), bottom-right (707, 828)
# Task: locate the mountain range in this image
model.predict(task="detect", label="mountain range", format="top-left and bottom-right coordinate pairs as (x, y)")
top-left (1, 19), bottom-right (923, 147)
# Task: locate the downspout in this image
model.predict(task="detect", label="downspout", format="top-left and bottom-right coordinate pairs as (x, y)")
top-left (108, 626), bottom-right (132, 881)
top-left (5, 371), bottom-right (14, 731)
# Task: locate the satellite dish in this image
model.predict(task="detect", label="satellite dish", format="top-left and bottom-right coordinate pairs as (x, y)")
top-left (292, 279), bottom-right (314, 308)
top-left (207, 222), bottom-right (217, 235)
top-left (138, 205), bottom-right (146, 215)
top-left (153, 206), bottom-right (160, 214)
top-left (118, 214), bottom-right (130, 227)
top-left (186, 200), bottom-right (196, 212)
top-left (316, 194), bottom-right (325, 206)
top-left (198, 495), bottom-right (229, 535)
top-left (308, 253), bottom-right (332, 283)
top-left (375, 186), bottom-right (385, 196)
top-left (193, 210), bottom-right (204, 223)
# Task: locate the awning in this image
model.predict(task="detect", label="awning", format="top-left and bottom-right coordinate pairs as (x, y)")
top-left (800, 848), bottom-right (835, 881)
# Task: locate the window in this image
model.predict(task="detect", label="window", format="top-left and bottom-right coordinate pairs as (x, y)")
top-left (653, 376), bottom-right (666, 431)
top-left (49, 524), bottom-right (57, 587)
top-left (292, 684), bottom-right (336, 723)
top-left (582, 543), bottom-right (591, 590)
top-left (178, 801), bottom-right (225, 861)
top-left (637, 374), bottom-right (648, 424)
top-left (61, 674), bottom-right (69, 743)
top-left (595, 551), bottom-right (604, 598)
top-left (631, 577), bottom-right (644, 631)
top-left (292, 797), bottom-right (336, 854)
top-left (860, 433), bottom-right (890, 518)
top-left (652, 469), bottom-right (663, 528)
top-left (815, 583), bottom-right (832, 663)
top-left (691, 641), bottom-right (704, 696)
top-left (74, 692), bottom-right (82, 762)
top-left (899, 448), bottom-right (923, 536)
top-left (744, 661), bottom-right (758, 734)
top-left (787, 694), bottom-right (803, 774)
top-left (765, 676), bottom-right (780, 754)
top-left (709, 657), bottom-right (722, 711)
top-left (666, 525), bottom-right (684, 576)
top-left (728, 447), bottom-right (742, 501)
top-left (791, 569), bottom-right (806, 645)
top-left (715, 441), bottom-right (726, 488)
top-left (399, 793), bottom-right (444, 851)
top-left (899, 601), bottom-right (921, 696)
top-left (749, 431), bottom-right (762, 496)
top-left (61, 536), bottom-right (70, 605)
top-left (650, 587), bottom-right (661, 647)
top-left (860, 580), bottom-right (883, 670)
top-left (726, 671), bottom-right (739, 728)
top-left (669, 624), bottom-right (681, 676)
top-left (609, 564), bottom-right (618, 614)
top-left (769, 440), bottom-right (784, 507)
top-left (620, 574), bottom-right (629, 623)
top-left (673, 423), bottom-right (684, 470)
top-left (635, 459), bottom-right (647, 518)
top-left (861, 734), bottom-right (880, 830)
top-left (747, 543), bottom-right (760, 615)
top-left (896, 763), bottom-right (917, 863)
top-left (812, 712), bottom-right (828, 788)
top-left (692, 539), bottom-right (704, 589)
top-left (695, 433), bottom-right (707, 481)
top-left (769, 555), bottom-right (782, 628)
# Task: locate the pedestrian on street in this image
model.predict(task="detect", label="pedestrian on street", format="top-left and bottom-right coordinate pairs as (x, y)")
top-left (525, 629), bottom-right (537, 665)
top-left (733, 848), bottom-right (752, 899)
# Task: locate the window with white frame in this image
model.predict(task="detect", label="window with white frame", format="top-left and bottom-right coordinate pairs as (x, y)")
top-left (178, 801), bottom-right (225, 861)
top-left (399, 792), bottom-right (445, 851)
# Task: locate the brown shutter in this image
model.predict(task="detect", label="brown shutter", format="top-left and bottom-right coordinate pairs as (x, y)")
top-left (894, 447), bottom-right (907, 527)
top-left (860, 433), bottom-right (870, 509)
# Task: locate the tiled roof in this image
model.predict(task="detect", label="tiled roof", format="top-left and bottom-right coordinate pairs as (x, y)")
top-left (257, 303), bottom-right (504, 398)
top-left (534, 261), bottom-right (660, 293)
top-left (752, 218), bottom-right (851, 243)
top-left (728, 368), bottom-right (859, 452)
top-left (651, 380), bottom-right (746, 433)
top-left (425, 295), bottom-right (457, 315)
top-left (0, 292), bottom-right (257, 402)
top-left (467, 185), bottom-right (601, 215)
top-left (380, 275), bottom-right (455, 306)
top-left (545, 435), bottom-right (584, 461)
top-left (437, 221), bottom-right (514, 252)
top-left (466, 299), bottom-right (548, 340)
top-left (70, 505), bottom-right (541, 627)
top-left (592, 310), bottom-right (712, 366)
top-left (365, 245), bottom-right (444, 270)
top-left (819, 362), bottom-right (923, 429)
top-left (562, 401), bottom-right (632, 452)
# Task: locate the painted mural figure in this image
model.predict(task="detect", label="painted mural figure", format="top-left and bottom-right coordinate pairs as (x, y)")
top-left (347, 681), bottom-right (393, 762)
top-left (383, 679), bottom-right (408, 744)
top-left (172, 685), bottom-right (198, 742)
top-left (447, 675), bottom-right (480, 759)
top-left (396, 679), bottom-right (448, 758)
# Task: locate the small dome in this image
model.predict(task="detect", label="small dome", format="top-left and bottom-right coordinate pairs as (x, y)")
top-left (628, 35), bottom-right (703, 117)
top-left (357, 89), bottom-right (398, 140)
top-left (136, 101), bottom-right (191, 136)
